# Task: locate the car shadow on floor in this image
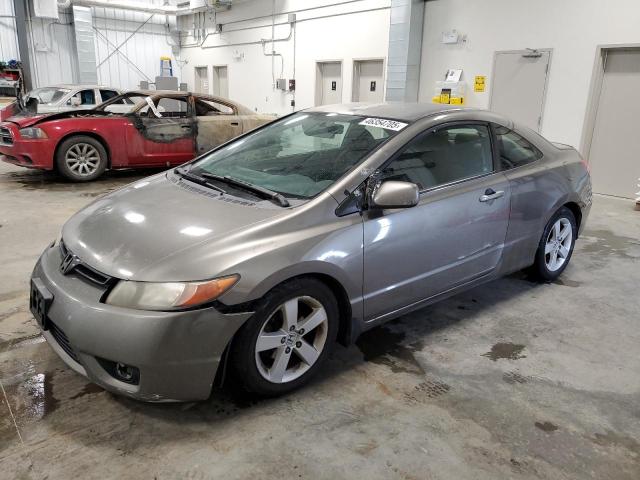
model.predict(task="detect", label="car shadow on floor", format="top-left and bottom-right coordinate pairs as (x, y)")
top-left (97, 271), bottom-right (549, 428)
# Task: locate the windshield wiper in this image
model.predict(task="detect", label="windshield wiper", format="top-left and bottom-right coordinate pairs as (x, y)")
top-left (174, 167), bottom-right (226, 194)
top-left (200, 172), bottom-right (290, 207)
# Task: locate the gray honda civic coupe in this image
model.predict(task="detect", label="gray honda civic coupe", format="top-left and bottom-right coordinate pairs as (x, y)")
top-left (30, 103), bottom-right (592, 401)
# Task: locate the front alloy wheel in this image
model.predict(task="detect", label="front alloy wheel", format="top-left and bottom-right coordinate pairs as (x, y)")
top-left (255, 296), bottom-right (329, 384)
top-left (230, 278), bottom-right (338, 396)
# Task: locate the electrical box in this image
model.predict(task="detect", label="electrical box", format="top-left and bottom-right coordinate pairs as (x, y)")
top-left (275, 78), bottom-right (287, 91)
top-left (32, 0), bottom-right (59, 20)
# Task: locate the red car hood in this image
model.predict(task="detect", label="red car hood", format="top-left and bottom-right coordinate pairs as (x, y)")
top-left (2, 114), bottom-right (47, 128)
top-left (0, 102), bottom-right (17, 122)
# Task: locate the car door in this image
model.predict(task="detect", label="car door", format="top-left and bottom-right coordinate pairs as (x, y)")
top-left (125, 95), bottom-right (196, 167)
top-left (194, 97), bottom-right (243, 155)
top-left (362, 123), bottom-right (511, 321)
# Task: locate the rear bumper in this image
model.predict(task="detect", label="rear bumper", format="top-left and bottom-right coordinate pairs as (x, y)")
top-left (0, 122), bottom-right (53, 169)
top-left (32, 242), bottom-right (253, 402)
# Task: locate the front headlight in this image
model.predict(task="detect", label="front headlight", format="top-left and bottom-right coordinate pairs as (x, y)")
top-left (105, 275), bottom-right (240, 311)
top-left (19, 127), bottom-right (48, 139)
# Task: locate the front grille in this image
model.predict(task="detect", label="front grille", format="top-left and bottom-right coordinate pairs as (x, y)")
top-left (0, 126), bottom-right (13, 145)
top-left (49, 320), bottom-right (80, 363)
top-left (59, 240), bottom-right (113, 286)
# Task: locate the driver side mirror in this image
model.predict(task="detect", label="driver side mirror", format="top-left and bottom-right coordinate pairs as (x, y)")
top-left (370, 180), bottom-right (420, 209)
top-left (70, 96), bottom-right (81, 107)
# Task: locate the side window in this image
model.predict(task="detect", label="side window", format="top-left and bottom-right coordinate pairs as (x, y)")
top-left (100, 90), bottom-right (119, 102)
top-left (152, 97), bottom-right (188, 118)
top-left (196, 99), bottom-right (234, 116)
top-left (494, 124), bottom-right (543, 170)
top-left (68, 89), bottom-right (96, 105)
top-left (381, 124), bottom-right (494, 191)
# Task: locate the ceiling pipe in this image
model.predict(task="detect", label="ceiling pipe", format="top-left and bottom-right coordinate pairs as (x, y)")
top-left (69, 0), bottom-right (195, 16)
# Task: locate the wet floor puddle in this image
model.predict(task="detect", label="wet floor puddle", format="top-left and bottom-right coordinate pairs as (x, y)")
top-left (482, 342), bottom-right (526, 361)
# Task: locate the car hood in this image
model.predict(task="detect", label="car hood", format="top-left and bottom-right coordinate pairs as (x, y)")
top-left (0, 102), bottom-right (17, 122)
top-left (4, 114), bottom-right (48, 127)
top-left (62, 172), bottom-right (291, 281)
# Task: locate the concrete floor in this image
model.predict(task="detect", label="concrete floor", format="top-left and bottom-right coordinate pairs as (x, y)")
top-left (0, 161), bottom-right (639, 480)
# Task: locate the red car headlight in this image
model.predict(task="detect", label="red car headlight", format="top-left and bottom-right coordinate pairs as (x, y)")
top-left (19, 127), bottom-right (48, 139)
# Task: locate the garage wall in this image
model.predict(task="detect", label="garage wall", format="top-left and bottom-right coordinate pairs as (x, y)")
top-left (28, 8), bottom-right (79, 86)
top-left (179, 0), bottom-right (391, 115)
top-left (23, 1), bottom-right (179, 89)
top-left (419, 0), bottom-right (640, 150)
top-left (92, 7), bottom-right (179, 90)
top-left (0, 2), bottom-right (19, 62)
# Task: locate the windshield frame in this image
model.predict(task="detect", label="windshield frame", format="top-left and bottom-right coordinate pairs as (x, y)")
top-left (185, 111), bottom-right (408, 202)
top-left (25, 87), bottom-right (71, 105)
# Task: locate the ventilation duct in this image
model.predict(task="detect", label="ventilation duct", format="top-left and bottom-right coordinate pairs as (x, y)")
top-left (385, 0), bottom-right (424, 102)
top-left (72, 6), bottom-right (98, 83)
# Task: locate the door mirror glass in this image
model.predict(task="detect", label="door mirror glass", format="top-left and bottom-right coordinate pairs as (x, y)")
top-left (370, 180), bottom-right (419, 209)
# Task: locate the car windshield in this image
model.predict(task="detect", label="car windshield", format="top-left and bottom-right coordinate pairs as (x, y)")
top-left (25, 87), bottom-right (70, 105)
top-left (189, 112), bottom-right (402, 199)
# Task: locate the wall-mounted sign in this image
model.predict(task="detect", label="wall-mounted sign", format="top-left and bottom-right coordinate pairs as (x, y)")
top-left (370, 81), bottom-right (376, 92)
top-left (474, 75), bottom-right (486, 92)
top-left (331, 81), bottom-right (337, 91)
top-left (439, 88), bottom-right (451, 104)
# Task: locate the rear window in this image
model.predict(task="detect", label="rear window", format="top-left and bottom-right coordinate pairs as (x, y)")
top-left (494, 124), bottom-right (543, 170)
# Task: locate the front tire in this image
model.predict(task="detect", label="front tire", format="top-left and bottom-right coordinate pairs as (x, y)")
top-left (55, 135), bottom-right (108, 182)
top-left (530, 206), bottom-right (577, 281)
top-left (230, 278), bottom-right (339, 396)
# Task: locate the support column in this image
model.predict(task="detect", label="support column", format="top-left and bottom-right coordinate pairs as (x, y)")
top-left (385, 0), bottom-right (424, 102)
top-left (13, 0), bottom-right (33, 90)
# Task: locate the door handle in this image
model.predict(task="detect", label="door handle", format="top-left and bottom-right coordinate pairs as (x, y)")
top-left (181, 125), bottom-right (192, 130)
top-left (230, 121), bottom-right (239, 126)
top-left (479, 188), bottom-right (505, 202)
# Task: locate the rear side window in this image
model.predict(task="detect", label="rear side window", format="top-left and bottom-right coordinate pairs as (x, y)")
top-left (494, 125), bottom-right (543, 170)
top-left (100, 90), bottom-right (119, 102)
top-left (196, 99), bottom-right (234, 115)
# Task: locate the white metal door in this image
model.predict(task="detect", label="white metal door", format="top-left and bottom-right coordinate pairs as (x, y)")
top-left (588, 49), bottom-right (640, 199)
top-left (212, 66), bottom-right (229, 98)
top-left (352, 59), bottom-right (384, 102)
top-left (490, 50), bottom-right (551, 131)
top-left (316, 62), bottom-right (342, 106)
top-left (194, 67), bottom-right (209, 94)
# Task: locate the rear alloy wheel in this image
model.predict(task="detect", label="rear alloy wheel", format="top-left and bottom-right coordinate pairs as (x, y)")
top-left (530, 206), bottom-right (577, 281)
top-left (56, 136), bottom-right (107, 182)
top-left (544, 218), bottom-right (573, 272)
top-left (230, 278), bottom-right (338, 396)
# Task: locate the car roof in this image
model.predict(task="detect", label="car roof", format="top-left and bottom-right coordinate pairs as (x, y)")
top-left (35, 84), bottom-right (119, 90)
top-left (306, 102), bottom-right (478, 122)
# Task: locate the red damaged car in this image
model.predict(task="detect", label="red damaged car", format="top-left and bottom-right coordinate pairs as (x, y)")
top-left (0, 91), bottom-right (273, 181)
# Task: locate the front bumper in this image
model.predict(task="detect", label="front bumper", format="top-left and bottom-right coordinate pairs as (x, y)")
top-left (0, 122), bottom-right (53, 169)
top-left (31, 243), bottom-right (252, 402)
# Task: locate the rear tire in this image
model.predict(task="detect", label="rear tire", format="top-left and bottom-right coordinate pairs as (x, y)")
top-left (55, 135), bottom-right (107, 182)
top-left (530, 206), bottom-right (577, 282)
top-left (230, 278), bottom-right (339, 396)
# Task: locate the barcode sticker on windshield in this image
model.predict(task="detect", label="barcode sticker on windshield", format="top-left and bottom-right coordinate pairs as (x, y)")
top-left (359, 118), bottom-right (408, 131)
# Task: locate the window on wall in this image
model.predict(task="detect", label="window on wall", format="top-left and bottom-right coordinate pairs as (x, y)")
top-left (493, 124), bottom-right (543, 170)
top-left (381, 124), bottom-right (494, 191)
